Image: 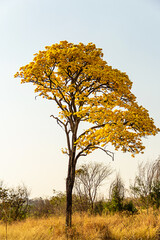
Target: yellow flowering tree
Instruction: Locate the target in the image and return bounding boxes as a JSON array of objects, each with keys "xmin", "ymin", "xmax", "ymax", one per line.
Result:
[{"xmin": 15, "ymin": 41, "xmax": 159, "ymax": 227}]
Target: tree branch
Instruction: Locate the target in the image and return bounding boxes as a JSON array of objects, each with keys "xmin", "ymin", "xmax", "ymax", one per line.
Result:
[
  {"xmin": 50, "ymin": 115, "xmax": 65, "ymax": 130},
  {"xmin": 93, "ymin": 146, "xmax": 114, "ymax": 160},
  {"xmin": 77, "ymin": 124, "xmax": 106, "ymax": 141}
]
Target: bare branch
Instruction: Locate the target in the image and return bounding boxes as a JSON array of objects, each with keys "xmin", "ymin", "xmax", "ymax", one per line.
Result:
[
  {"xmin": 93, "ymin": 146, "xmax": 114, "ymax": 161},
  {"xmin": 74, "ymin": 162, "xmax": 113, "ymax": 211},
  {"xmin": 50, "ymin": 115, "xmax": 65, "ymax": 130}
]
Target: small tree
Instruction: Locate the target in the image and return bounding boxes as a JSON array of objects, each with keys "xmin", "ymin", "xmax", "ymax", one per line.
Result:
[
  {"xmin": 150, "ymin": 181, "xmax": 160, "ymax": 209},
  {"xmin": 130, "ymin": 157, "xmax": 160, "ymax": 211},
  {"xmin": 0, "ymin": 184, "xmax": 10, "ymax": 240},
  {"xmin": 50, "ymin": 191, "xmax": 66, "ymax": 215},
  {"xmin": 74, "ymin": 162, "xmax": 113, "ymax": 212},
  {"xmin": 0, "ymin": 185, "xmax": 29, "ymax": 222},
  {"xmin": 15, "ymin": 41, "xmax": 159, "ymax": 226},
  {"xmin": 109, "ymin": 174, "xmax": 124, "ymax": 212},
  {"xmin": 0, "ymin": 184, "xmax": 29, "ymax": 240},
  {"xmin": 8, "ymin": 186, "xmax": 29, "ymax": 221},
  {"xmin": 150, "ymin": 158, "xmax": 160, "ymax": 209}
]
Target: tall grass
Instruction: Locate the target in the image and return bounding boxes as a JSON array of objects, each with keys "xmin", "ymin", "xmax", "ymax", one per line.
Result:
[{"xmin": 0, "ymin": 210, "xmax": 160, "ymax": 239}]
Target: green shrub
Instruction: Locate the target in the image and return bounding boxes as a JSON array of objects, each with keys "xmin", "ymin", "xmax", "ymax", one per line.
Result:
[{"xmin": 123, "ymin": 200, "xmax": 138, "ymax": 214}]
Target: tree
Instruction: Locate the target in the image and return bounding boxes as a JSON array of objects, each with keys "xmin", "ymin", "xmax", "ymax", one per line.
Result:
[
  {"xmin": 50, "ymin": 191, "xmax": 66, "ymax": 215},
  {"xmin": 109, "ymin": 174, "xmax": 125, "ymax": 212},
  {"xmin": 0, "ymin": 183, "xmax": 29, "ymax": 240},
  {"xmin": 0, "ymin": 184, "xmax": 29, "ymax": 222},
  {"xmin": 130, "ymin": 157, "xmax": 160, "ymax": 211},
  {"xmin": 14, "ymin": 41, "xmax": 159, "ymax": 227},
  {"xmin": 74, "ymin": 162, "xmax": 113, "ymax": 212},
  {"xmin": 150, "ymin": 157, "xmax": 160, "ymax": 209}
]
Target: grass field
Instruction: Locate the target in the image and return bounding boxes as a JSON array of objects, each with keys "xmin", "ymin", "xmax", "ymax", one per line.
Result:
[{"xmin": 0, "ymin": 210, "xmax": 160, "ymax": 240}]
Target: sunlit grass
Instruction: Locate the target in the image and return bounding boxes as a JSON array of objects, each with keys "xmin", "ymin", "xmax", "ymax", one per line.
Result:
[{"xmin": 0, "ymin": 210, "xmax": 160, "ymax": 239}]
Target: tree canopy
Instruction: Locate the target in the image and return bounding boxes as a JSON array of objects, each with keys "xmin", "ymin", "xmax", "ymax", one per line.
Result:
[{"xmin": 15, "ymin": 41, "xmax": 159, "ymax": 158}]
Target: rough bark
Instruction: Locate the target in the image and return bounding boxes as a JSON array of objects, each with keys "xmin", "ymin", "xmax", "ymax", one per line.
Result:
[
  {"xmin": 66, "ymin": 152, "xmax": 76, "ymax": 227},
  {"xmin": 66, "ymin": 176, "xmax": 73, "ymax": 227}
]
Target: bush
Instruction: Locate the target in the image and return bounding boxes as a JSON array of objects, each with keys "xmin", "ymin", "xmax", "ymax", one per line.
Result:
[
  {"xmin": 29, "ymin": 198, "xmax": 54, "ymax": 217},
  {"xmin": 123, "ymin": 200, "xmax": 138, "ymax": 214},
  {"xmin": 108, "ymin": 175, "xmax": 124, "ymax": 213},
  {"xmin": 50, "ymin": 192, "xmax": 66, "ymax": 215},
  {"xmin": 93, "ymin": 200, "xmax": 106, "ymax": 215},
  {"xmin": 72, "ymin": 194, "xmax": 90, "ymax": 213}
]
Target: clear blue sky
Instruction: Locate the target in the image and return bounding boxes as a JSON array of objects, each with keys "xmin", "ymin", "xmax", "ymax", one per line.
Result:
[{"xmin": 0, "ymin": 0, "xmax": 160, "ymax": 198}]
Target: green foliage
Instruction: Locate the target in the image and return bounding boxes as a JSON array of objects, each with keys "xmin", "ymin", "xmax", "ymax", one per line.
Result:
[
  {"xmin": 29, "ymin": 198, "xmax": 54, "ymax": 218},
  {"xmin": 123, "ymin": 200, "xmax": 138, "ymax": 214},
  {"xmin": 130, "ymin": 158, "xmax": 160, "ymax": 210},
  {"xmin": 50, "ymin": 192, "xmax": 66, "ymax": 215},
  {"xmin": 72, "ymin": 194, "xmax": 90, "ymax": 213},
  {"xmin": 108, "ymin": 175, "xmax": 124, "ymax": 213},
  {"xmin": 93, "ymin": 200, "xmax": 106, "ymax": 215},
  {"xmin": 107, "ymin": 198, "xmax": 123, "ymax": 213},
  {"xmin": 29, "ymin": 191, "xmax": 67, "ymax": 218},
  {"xmin": 0, "ymin": 184, "xmax": 29, "ymax": 223},
  {"xmin": 105, "ymin": 175, "xmax": 138, "ymax": 215},
  {"xmin": 150, "ymin": 181, "xmax": 160, "ymax": 209}
]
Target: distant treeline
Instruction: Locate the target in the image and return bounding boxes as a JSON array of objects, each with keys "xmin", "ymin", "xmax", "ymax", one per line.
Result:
[{"xmin": 0, "ymin": 157, "xmax": 160, "ymax": 223}]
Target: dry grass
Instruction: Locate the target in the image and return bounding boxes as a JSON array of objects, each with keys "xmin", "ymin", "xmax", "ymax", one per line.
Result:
[{"xmin": 0, "ymin": 210, "xmax": 160, "ymax": 240}]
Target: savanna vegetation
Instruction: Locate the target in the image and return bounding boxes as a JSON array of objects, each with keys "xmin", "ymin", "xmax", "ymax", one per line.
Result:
[
  {"xmin": 1, "ymin": 158, "xmax": 160, "ymax": 239},
  {"xmin": 0, "ymin": 212, "xmax": 160, "ymax": 240}
]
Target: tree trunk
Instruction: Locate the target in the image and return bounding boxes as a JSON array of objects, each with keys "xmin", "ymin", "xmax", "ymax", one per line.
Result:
[
  {"xmin": 66, "ymin": 155, "xmax": 76, "ymax": 227},
  {"xmin": 66, "ymin": 176, "xmax": 73, "ymax": 227},
  {"xmin": 91, "ymin": 201, "xmax": 94, "ymax": 214}
]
